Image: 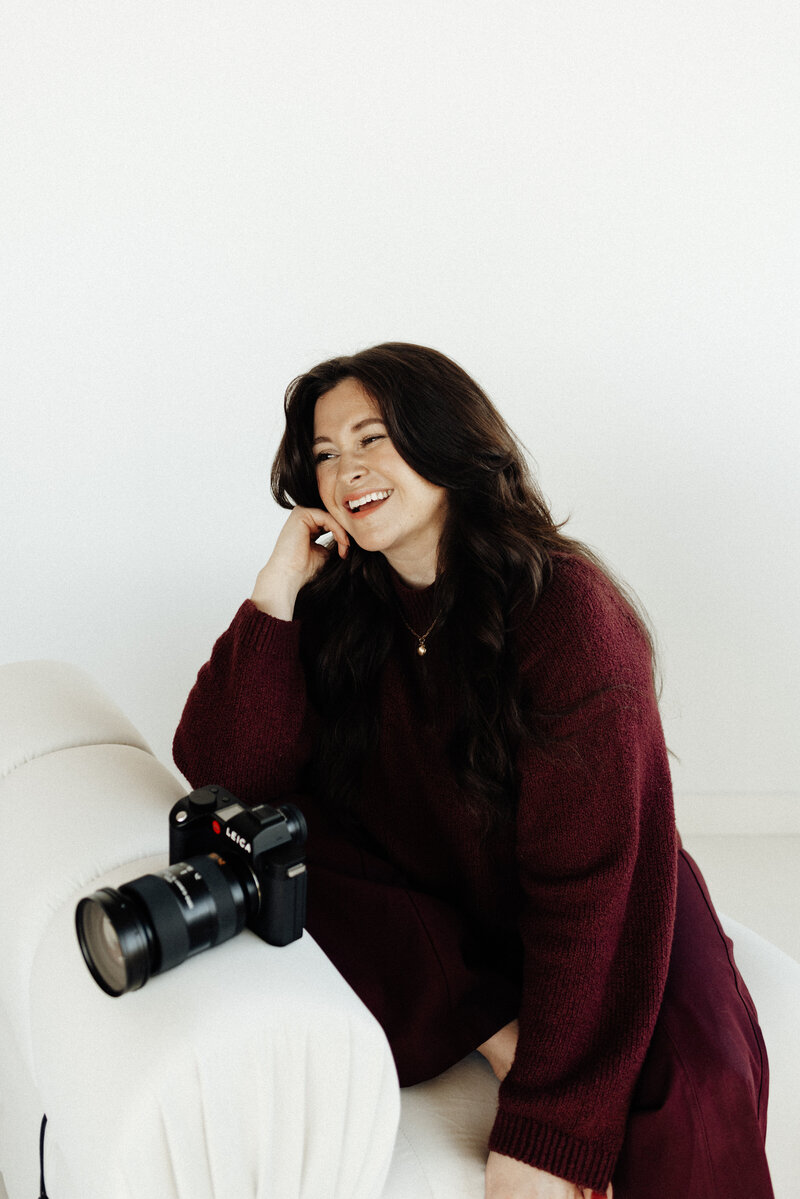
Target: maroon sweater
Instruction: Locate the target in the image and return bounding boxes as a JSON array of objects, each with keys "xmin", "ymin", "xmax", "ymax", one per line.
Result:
[{"xmin": 173, "ymin": 553, "xmax": 678, "ymax": 1191}]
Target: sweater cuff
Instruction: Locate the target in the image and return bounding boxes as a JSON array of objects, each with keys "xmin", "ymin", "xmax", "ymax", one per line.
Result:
[
  {"xmin": 488, "ymin": 1109, "xmax": 617, "ymax": 1193},
  {"xmin": 233, "ymin": 599, "xmax": 302, "ymax": 659}
]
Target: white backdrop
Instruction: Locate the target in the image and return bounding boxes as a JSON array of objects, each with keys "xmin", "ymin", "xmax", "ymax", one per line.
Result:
[{"xmin": 2, "ymin": 1, "xmax": 798, "ymax": 802}]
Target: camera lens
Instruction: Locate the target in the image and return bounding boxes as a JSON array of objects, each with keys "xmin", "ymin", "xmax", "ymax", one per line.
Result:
[{"xmin": 75, "ymin": 854, "xmax": 258, "ymax": 996}]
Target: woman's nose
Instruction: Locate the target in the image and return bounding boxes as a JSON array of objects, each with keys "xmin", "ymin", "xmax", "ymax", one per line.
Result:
[{"xmin": 339, "ymin": 451, "xmax": 366, "ymax": 483}]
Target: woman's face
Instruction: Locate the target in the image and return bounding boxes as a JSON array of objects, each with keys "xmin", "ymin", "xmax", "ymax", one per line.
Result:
[{"xmin": 312, "ymin": 378, "xmax": 448, "ymax": 587}]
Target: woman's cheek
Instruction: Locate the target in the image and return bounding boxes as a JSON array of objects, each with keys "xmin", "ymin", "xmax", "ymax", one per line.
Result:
[{"xmin": 315, "ymin": 472, "xmax": 334, "ymax": 514}]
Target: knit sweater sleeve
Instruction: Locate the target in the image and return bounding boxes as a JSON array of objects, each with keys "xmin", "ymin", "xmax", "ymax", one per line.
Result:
[
  {"xmin": 488, "ymin": 559, "xmax": 678, "ymax": 1191},
  {"xmin": 172, "ymin": 600, "xmax": 316, "ymax": 805}
]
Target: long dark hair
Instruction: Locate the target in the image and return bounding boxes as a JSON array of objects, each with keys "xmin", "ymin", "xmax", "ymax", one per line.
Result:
[{"xmin": 271, "ymin": 342, "xmax": 656, "ymax": 825}]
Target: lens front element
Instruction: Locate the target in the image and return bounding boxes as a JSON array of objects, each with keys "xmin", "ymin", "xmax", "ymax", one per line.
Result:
[{"xmin": 75, "ymin": 889, "xmax": 151, "ymax": 996}]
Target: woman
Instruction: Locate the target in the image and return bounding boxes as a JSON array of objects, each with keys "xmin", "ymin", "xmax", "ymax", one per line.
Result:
[{"xmin": 174, "ymin": 343, "xmax": 772, "ymax": 1198}]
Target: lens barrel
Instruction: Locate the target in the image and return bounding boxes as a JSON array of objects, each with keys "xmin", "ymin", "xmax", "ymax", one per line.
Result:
[{"xmin": 75, "ymin": 853, "xmax": 258, "ymax": 996}]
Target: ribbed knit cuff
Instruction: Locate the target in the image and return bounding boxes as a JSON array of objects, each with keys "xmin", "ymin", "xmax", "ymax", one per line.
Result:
[
  {"xmin": 234, "ymin": 599, "xmax": 302, "ymax": 659},
  {"xmin": 488, "ymin": 1108, "xmax": 617, "ymax": 1193}
]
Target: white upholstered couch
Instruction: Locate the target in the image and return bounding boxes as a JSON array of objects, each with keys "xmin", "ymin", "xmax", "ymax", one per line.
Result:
[{"xmin": 1, "ymin": 660, "xmax": 799, "ymax": 1199}]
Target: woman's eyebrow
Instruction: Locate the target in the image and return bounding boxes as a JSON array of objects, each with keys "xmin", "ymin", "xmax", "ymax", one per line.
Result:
[{"xmin": 312, "ymin": 417, "xmax": 385, "ymax": 447}]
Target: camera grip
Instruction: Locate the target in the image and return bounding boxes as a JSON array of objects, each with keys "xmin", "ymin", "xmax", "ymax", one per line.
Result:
[{"xmin": 256, "ymin": 846, "xmax": 307, "ymax": 946}]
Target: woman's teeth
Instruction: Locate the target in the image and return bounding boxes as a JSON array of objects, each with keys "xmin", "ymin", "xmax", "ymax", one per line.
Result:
[{"xmin": 347, "ymin": 490, "xmax": 391, "ymax": 511}]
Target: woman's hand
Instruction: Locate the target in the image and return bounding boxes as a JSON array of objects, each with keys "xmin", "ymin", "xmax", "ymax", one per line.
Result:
[
  {"xmin": 485, "ymin": 1151, "xmax": 612, "ymax": 1199},
  {"xmin": 250, "ymin": 505, "xmax": 349, "ymax": 619},
  {"xmin": 478, "ymin": 1028, "xmax": 612, "ymax": 1199},
  {"xmin": 477, "ymin": 1019, "xmax": 520, "ymax": 1082}
]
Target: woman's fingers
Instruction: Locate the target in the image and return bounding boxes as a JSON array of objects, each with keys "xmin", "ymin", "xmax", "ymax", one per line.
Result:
[
  {"xmin": 299, "ymin": 506, "xmax": 350, "ymax": 558},
  {"xmin": 278, "ymin": 505, "xmax": 349, "ymax": 574}
]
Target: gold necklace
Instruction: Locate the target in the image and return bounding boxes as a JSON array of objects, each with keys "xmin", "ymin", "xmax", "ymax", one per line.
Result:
[{"xmin": 398, "ymin": 612, "xmax": 441, "ymax": 656}]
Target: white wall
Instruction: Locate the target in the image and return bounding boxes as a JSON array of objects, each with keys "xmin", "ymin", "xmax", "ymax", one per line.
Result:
[{"xmin": 2, "ymin": 1, "xmax": 798, "ymax": 802}]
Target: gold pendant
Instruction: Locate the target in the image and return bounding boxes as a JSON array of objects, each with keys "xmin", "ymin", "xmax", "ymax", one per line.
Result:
[{"xmin": 417, "ymin": 642, "xmax": 427, "ymax": 656}]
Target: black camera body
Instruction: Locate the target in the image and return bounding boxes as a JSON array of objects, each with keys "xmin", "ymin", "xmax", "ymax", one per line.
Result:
[
  {"xmin": 169, "ymin": 785, "xmax": 307, "ymax": 948},
  {"xmin": 75, "ymin": 785, "xmax": 307, "ymax": 996}
]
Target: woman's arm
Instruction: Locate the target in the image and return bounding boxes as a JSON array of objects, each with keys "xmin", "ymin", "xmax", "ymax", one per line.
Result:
[
  {"xmin": 479, "ymin": 1023, "xmax": 612, "ymax": 1198},
  {"xmin": 173, "ymin": 506, "xmax": 349, "ymax": 803},
  {"xmin": 486, "ymin": 558, "xmax": 677, "ymax": 1192},
  {"xmin": 172, "ymin": 599, "xmax": 312, "ymax": 803},
  {"xmin": 486, "ymin": 689, "xmax": 675, "ymax": 1191}
]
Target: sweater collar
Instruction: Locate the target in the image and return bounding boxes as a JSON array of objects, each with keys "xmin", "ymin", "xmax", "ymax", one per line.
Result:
[{"xmin": 387, "ymin": 565, "xmax": 439, "ymax": 628}]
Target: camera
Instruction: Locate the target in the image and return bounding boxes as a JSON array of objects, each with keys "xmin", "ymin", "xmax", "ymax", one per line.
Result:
[{"xmin": 75, "ymin": 785, "xmax": 307, "ymax": 997}]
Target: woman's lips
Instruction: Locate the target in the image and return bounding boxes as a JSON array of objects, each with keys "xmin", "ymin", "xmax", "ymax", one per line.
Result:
[
  {"xmin": 347, "ymin": 494, "xmax": 391, "ymax": 518},
  {"xmin": 343, "ymin": 489, "xmax": 393, "ymax": 517}
]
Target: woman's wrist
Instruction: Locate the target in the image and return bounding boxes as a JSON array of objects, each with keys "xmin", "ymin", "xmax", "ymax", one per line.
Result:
[{"xmin": 250, "ymin": 566, "xmax": 301, "ymax": 621}]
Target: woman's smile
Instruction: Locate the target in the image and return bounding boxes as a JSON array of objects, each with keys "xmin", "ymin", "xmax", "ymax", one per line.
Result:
[{"xmin": 343, "ymin": 488, "xmax": 394, "ymax": 515}]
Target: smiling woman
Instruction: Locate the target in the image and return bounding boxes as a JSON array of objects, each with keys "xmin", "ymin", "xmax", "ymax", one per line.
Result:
[{"xmin": 173, "ymin": 343, "xmax": 774, "ymax": 1199}]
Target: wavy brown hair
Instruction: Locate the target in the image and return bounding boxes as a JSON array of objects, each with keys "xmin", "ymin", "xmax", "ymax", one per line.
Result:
[{"xmin": 271, "ymin": 342, "xmax": 657, "ymax": 825}]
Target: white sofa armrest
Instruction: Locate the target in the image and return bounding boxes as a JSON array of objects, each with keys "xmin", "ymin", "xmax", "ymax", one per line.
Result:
[
  {"xmin": 32, "ymin": 867, "xmax": 398, "ymax": 1199},
  {"xmin": 0, "ymin": 661, "xmax": 400, "ymax": 1199}
]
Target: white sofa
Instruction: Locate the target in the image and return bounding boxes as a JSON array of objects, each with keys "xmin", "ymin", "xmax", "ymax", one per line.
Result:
[{"xmin": 1, "ymin": 660, "xmax": 798, "ymax": 1199}]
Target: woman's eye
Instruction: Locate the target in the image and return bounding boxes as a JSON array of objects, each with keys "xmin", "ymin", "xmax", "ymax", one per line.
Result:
[{"xmin": 314, "ymin": 435, "xmax": 384, "ymax": 465}]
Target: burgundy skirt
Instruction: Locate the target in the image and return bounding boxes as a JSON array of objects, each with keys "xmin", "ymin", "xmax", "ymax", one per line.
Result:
[{"xmin": 612, "ymin": 848, "xmax": 773, "ymax": 1198}]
